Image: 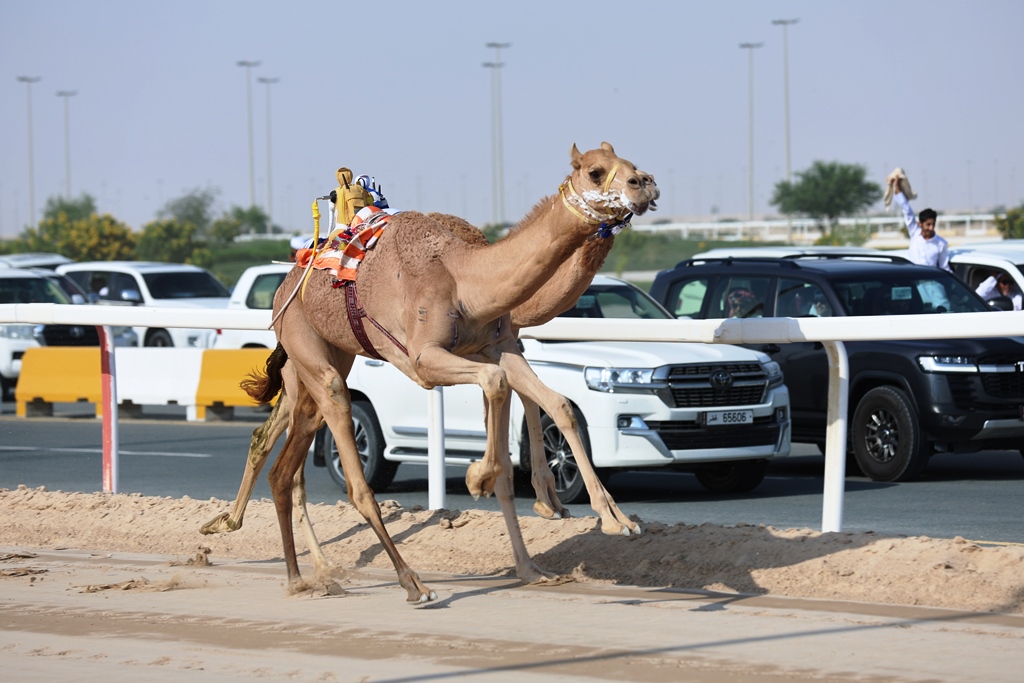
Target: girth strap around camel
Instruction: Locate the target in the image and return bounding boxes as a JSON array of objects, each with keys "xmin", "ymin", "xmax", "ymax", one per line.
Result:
[{"xmin": 342, "ymin": 280, "xmax": 408, "ymax": 360}]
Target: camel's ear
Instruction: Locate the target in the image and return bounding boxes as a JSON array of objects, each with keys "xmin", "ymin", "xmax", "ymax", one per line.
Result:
[
  {"xmin": 570, "ymin": 144, "xmax": 582, "ymax": 169},
  {"xmin": 600, "ymin": 141, "xmax": 615, "ymax": 154}
]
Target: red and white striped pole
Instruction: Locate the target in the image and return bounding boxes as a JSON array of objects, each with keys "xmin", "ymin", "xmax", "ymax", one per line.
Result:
[{"xmin": 97, "ymin": 325, "xmax": 119, "ymax": 493}]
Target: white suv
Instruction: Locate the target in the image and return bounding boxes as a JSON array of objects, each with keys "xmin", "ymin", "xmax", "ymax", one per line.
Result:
[
  {"xmin": 219, "ymin": 265, "xmax": 792, "ymax": 501},
  {"xmin": 56, "ymin": 261, "xmax": 231, "ymax": 347},
  {"xmin": 947, "ymin": 240, "xmax": 1024, "ymax": 310}
]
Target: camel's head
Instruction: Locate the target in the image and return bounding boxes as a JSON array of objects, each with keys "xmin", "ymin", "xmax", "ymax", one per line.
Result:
[{"xmin": 568, "ymin": 142, "xmax": 659, "ymax": 218}]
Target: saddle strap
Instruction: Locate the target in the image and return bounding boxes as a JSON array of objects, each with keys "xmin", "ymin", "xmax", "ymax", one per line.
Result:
[{"xmin": 344, "ymin": 281, "xmax": 408, "ymax": 360}]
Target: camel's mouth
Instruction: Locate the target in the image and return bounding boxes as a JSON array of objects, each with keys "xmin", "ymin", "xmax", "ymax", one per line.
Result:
[{"xmin": 629, "ymin": 198, "xmax": 657, "ymax": 216}]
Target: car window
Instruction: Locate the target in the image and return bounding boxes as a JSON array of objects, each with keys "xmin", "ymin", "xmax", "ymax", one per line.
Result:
[
  {"xmin": 832, "ymin": 274, "xmax": 986, "ymax": 315},
  {"xmin": 710, "ymin": 276, "xmax": 770, "ymax": 319},
  {"xmin": 0, "ymin": 276, "xmax": 72, "ymax": 304},
  {"xmin": 557, "ymin": 282, "xmax": 672, "ymax": 320},
  {"xmin": 142, "ymin": 271, "xmax": 230, "ymax": 299},
  {"xmin": 667, "ymin": 278, "xmax": 709, "ymax": 318},
  {"xmin": 246, "ymin": 273, "xmax": 287, "ymax": 310},
  {"xmin": 777, "ymin": 278, "xmax": 832, "ymax": 317}
]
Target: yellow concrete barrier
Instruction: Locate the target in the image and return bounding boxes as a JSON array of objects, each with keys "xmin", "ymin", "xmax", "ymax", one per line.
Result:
[
  {"xmin": 193, "ymin": 348, "xmax": 270, "ymax": 420},
  {"xmin": 15, "ymin": 347, "xmax": 102, "ymax": 417}
]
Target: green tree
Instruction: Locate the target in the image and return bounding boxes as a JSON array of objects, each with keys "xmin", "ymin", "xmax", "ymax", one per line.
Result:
[
  {"xmin": 994, "ymin": 203, "xmax": 1024, "ymax": 239},
  {"xmin": 42, "ymin": 193, "xmax": 98, "ymax": 223},
  {"xmin": 770, "ymin": 161, "xmax": 882, "ymax": 237},
  {"xmin": 158, "ymin": 188, "xmax": 218, "ymax": 234},
  {"xmin": 226, "ymin": 205, "xmax": 272, "ymax": 235},
  {"xmin": 18, "ymin": 210, "xmax": 135, "ymax": 261},
  {"xmin": 137, "ymin": 218, "xmax": 210, "ymax": 265}
]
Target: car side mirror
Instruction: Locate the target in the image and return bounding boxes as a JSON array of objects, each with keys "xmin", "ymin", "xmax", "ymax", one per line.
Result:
[
  {"xmin": 120, "ymin": 289, "xmax": 143, "ymax": 304},
  {"xmin": 70, "ymin": 293, "xmax": 87, "ymax": 305},
  {"xmin": 987, "ymin": 295, "xmax": 1015, "ymax": 311}
]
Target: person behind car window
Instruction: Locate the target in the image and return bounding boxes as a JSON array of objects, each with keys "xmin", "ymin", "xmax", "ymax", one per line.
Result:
[
  {"xmin": 807, "ymin": 289, "xmax": 832, "ymax": 317},
  {"xmin": 887, "ymin": 171, "xmax": 951, "ymax": 272},
  {"xmin": 976, "ymin": 271, "xmax": 1022, "ymax": 310},
  {"xmin": 726, "ymin": 287, "xmax": 760, "ymax": 318}
]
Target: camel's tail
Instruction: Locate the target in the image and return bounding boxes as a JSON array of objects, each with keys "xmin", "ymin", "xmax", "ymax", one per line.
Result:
[{"xmin": 240, "ymin": 343, "xmax": 289, "ymax": 404}]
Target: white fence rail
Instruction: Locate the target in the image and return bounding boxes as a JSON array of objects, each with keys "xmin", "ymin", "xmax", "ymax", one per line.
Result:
[{"xmin": 3, "ymin": 303, "xmax": 1023, "ymax": 533}]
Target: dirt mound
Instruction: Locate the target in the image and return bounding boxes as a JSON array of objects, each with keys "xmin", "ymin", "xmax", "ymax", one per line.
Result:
[{"xmin": 2, "ymin": 485, "xmax": 1022, "ymax": 613}]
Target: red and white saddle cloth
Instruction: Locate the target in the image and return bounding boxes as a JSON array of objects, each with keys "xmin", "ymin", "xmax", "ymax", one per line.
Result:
[{"xmin": 295, "ymin": 206, "xmax": 397, "ymax": 282}]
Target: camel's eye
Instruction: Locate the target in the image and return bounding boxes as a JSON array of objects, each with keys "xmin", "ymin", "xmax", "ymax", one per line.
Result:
[{"xmin": 588, "ymin": 168, "xmax": 603, "ymax": 184}]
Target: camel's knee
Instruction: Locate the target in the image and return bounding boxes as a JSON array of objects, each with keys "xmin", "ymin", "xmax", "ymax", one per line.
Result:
[
  {"xmin": 480, "ymin": 367, "xmax": 509, "ymax": 403},
  {"xmin": 548, "ymin": 397, "xmax": 579, "ymax": 431}
]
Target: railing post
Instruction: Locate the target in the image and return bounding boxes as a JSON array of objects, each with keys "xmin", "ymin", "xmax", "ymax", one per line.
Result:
[
  {"xmin": 427, "ymin": 386, "xmax": 446, "ymax": 510},
  {"xmin": 97, "ymin": 326, "xmax": 119, "ymax": 494},
  {"xmin": 821, "ymin": 340, "xmax": 849, "ymax": 532}
]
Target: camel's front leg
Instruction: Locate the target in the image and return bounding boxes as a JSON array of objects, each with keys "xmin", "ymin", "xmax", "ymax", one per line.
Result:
[
  {"xmin": 414, "ymin": 345, "xmax": 507, "ymax": 500},
  {"xmin": 519, "ymin": 395, "xmax": 570, "ymax": 520},
  {"xmin": 201, "ymin": 392, "xmax": 291, "ymax": 535},
  {"xmin": 500, "ymin": 350, "xmax": 641, "ymax": 536}
]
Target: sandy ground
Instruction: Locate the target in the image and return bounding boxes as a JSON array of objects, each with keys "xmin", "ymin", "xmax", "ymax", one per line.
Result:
[{"xmin": 2, "ymin": 486, "xmax": 1023, "ymax": 681}]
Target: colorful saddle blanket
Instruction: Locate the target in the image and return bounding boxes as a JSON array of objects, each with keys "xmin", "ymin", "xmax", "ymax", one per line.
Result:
[{"xmin": 295, "ymin": 205, "xmax": 397, "ymax": 282}]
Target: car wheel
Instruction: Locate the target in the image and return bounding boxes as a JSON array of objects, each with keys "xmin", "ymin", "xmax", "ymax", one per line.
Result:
[
  {"xmin": 145, "ymin": 329, "xmax": 174, "ymax": 347},
  {"xmin": 324, "ymin": 400, "xmax": 397, "ymax": 491},
  {"xmin": 695, "ymin": 459, "xmax": 768, "ymax": 494},
  {"xmin": 851, "ymin": 386, "xmax": 929, "ymax": 482},
  {"xmin": 538, "ymin": 405, "xmax": 594, "ymax": 506}
]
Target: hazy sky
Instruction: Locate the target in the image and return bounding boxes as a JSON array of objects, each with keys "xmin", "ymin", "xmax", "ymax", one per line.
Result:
[{"xmin": 2, "ymin": 0, "xmax": 1022, "ymax": 240}]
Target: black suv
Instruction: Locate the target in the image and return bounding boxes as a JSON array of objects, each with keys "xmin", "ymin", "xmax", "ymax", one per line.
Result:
[{"xmin": 649, "ymin": 255, "xmax": 1024, "ymax": 482}]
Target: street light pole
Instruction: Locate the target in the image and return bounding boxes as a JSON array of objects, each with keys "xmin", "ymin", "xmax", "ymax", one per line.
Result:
[
  {"xmin": 739, "ymin": 43, "xmax": 763, "ymax": 221},
  {"xmin": 237, "ymin": 60, "xmax": 261, "ymax": 210},
  {"xmin": 56, "ymin": 90, "xmax": 77, "ymax": 199},
  {"xmin": 257, "ymin": 77, "xmax": 279, "ymax": 232},
  {"xmin": 483, "ymin": 42, "xmax": 510, "ymax": 227},
  {"xmin": 772, "ymin": 18, "xmax": 798, "ymax": 183},
  {"xmin": 17, "ymin": 76, "xmax": 41, "ymax": 227}
]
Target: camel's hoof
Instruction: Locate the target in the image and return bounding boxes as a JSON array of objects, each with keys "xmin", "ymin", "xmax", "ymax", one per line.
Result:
[
  {"xmin": 199, "ymin": 512, "xmax": 237, "ymax": 535},
  {"xmin": 409, "ymin": 590, "xmax": 438, "ymax": 605},
  {"xmin": 532, "ymin": 500, "xmax": 566, "ymax": 520}
]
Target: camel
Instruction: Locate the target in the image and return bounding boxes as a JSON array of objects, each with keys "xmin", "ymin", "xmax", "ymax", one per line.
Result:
[{"xmin": 206, "ymin": 143, "xmax": 658, "ymax": 602}]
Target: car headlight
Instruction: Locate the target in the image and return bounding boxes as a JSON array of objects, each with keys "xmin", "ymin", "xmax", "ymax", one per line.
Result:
[
  {"xmin": 762, "ymin": 360, "xmax": 784, "ymax": 387},
  {"xmin": 0, "ymin": 324, "xmax": 37, "ymax": 340},
  {"xmin": 584, "ymin": 367, "xmax": 656, "ymax": 392},
  {"xmin": 918, "ymin": 355, "xmax": 978, "ymax": 373}
]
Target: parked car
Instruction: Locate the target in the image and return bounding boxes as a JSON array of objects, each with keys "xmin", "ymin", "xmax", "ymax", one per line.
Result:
[
  {"xmin": 0, "ymin": 252, "xmax": 73, "ymax": 270},
  {"xmin": 211, "ymin": 263, "xmax": 290, "ymax": 349},
  {"xmin": 649, "ymin": 253, "xmax": 1024, "ymax": 482},
  {"xmin": 56, "ymin": 261, "xmax": 231, "ymax": 347},
  {"xmin": 27, "ymin": 269, "xmax": 138, "ymax": 349},
  {"xmin": 220, "ymin": 266, "xmax": 791, "ymax": 500},
  {"xmin": 946, "ymin": 241, "xmax": 1024, "ymax": 310}
]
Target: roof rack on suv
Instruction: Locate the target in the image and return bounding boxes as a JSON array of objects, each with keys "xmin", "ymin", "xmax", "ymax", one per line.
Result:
[{"xmin": 678, "ymin": 253, "xmax": 911, "ymax": 269}]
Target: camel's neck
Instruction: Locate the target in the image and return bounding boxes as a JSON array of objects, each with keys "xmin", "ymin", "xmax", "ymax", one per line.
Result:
[
  {"xmin": 451, "ymin": 193, "xmax": 597, "ymax": 321},
  {"xmin": 510, "ymin": 237, "xmax": 615, "ymax": 328}
]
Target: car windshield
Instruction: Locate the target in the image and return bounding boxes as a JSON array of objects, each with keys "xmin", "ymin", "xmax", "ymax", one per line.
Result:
[
  {"xmin": 831, "ymin": 273, "xmax": 988, "ymax": 316},
  {"xmin": 143, "ymin": 271, "xmax": 230, "ymax": 299},
  {"xmin": 0, "ymin": 276, "xmax": 72, "ymax": 304},
  {"xmin": 557, "ymin": 283, "xmax": 672, "ymax": 320}
]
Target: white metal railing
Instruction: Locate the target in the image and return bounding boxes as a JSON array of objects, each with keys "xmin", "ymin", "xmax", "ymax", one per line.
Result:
[
  {"xmin": 634, "ymin": 214, "xmax": 1000, "ymax": 246},
  {"xmin": 3, "ymin": 303, "xmax": 1023, "ymax": 532}
]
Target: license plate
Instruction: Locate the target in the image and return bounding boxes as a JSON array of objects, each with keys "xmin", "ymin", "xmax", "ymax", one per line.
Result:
[{"xmin": 703, "ymin": 410, "xmax": 753, "ymax": 427}]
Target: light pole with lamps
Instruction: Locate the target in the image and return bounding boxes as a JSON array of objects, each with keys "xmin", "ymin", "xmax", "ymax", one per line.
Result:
[
  {"xmin": 56, "ymin": 90, "xmax": 77, "ymax": 199},
  {"xmin": 772, "ymin": 18, "xmax": 798, "ymax": 183},
  {"xmin": 483, "ymin": 42, "xmax": 510, "ymax": 227},
  {"xmin": 237, "ymin": 60, "xmax": 261, "ymax": 210},
  {"xmin": 17, "ymin": 76, "xmax": 41, "ymax": 227},
  {"xmin": 739, "ymin": 43, "xmax": 763, "ymax": 221},
  {"xmin": 257, "ymin": 76, "xmax": 279, "ymax": 232}
]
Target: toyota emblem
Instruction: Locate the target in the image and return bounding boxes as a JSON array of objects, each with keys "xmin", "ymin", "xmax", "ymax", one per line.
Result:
[{"xmin": 710, "ymin": 369, "xmax": 733, "ymax": 390}]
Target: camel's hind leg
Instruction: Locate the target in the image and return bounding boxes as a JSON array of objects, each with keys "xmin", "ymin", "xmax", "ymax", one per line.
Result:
[
  {"xmin": 500, "ymin": 349, "xmax": 640, "ymax": 536},
  {"xmin": 266, "ymin": 378, "xmax": 325, "ymax": 590},
  {"xmin": 201, "ymin": 392, "xmax": 292, "ymax": 535},
  {"xmin": 293, "ymin": 356, "xmax": 436, "ymax": 603}
]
